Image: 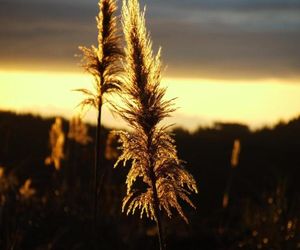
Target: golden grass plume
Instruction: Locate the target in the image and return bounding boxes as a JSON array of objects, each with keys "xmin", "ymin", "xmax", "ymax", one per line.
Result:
[
  {"xmin": 45, "ymin": 117, "xmax": 65, "ymax": 170},
  {"xmin": 114, "ymin": 0, "xmax": 198, "ymax": 224},
  {"xmin": 77, "ymin": 0, "xmax": 123, "ymax": 111}
]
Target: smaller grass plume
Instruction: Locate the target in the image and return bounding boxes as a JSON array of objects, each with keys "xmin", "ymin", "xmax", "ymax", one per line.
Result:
[
  {"xmin": 76, "ymin": 0, "xmax": 124, "ymax": 227},
  {"xmin": 76, "ymin": 0, "xmax": 123, "ymax": 111},
  {"xmin": 68, "ymin": 116, "xmax": 92, "ymax": 145},
  {"xmin": 231, "ymin": 139, "xmax": 241, "ymax": 168},
  {"xmin": 19, "ymin": 179, "xmax": 36, "ymax": 200},
  {"xmin": 222, "ymin": 138, "xmax": 241, "ymax": 208},
  {"xmin": 45, "ymin": 117, "xmax": 65, "ymax": 171}
]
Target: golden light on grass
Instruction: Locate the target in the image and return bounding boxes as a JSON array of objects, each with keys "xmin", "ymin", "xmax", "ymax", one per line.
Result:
[
  {"xmin": 19, "ymin": 179, "xmax": 36, "ymax": 199},
  {"xmin": 287, "ymin": 220, "xmax": 293, "ymax": 230},
  {"xmin": 222, "ymin": 192, "xmax": 229, "ymax": 209},
  {"xmin": 0, "ymin": 167, "xmax": 4, "ymax": 179},
  {"xmin": 76, "ymin": 0, "xmax": 123, "ymax": 226},
  {"xmin": 231, "ymin": 139, "xmax": 241, "ymax": 168},
  {"xmin": 45, "ymin": 117, "xmax": 65, "ymax": 170},
  {"xmin": 76, "ymin": 0, "xmax": 123, "ymax": 113},
  {"xmin": 118, "ymin": 0, "xmax": 198, "ymax": 221},
  {"xmin": 263, "ymin": 238, "xmax": 269, "ymax": 244},
  {"xmin": 68, "ymin": 116, "xmax": 92, "ymax": 145},
  {"xmin": 222, "ymin": 138, "xmax": 241, "ymax": 208},
  {"xmin": 114, "ymin": 0, "xmax": 197, "ymax": 249}
]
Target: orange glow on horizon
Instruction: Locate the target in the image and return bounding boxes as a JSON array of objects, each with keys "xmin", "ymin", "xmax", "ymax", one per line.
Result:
[{"xmin": 1, "ymin": 69, "xmax": 300, "ymax": 131}]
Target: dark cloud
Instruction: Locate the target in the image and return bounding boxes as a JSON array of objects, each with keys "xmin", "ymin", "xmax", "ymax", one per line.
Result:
[
  {"xmin": 149, "ymin": 21, "xmax": 300, "ymax": 79},
  {"xmin": 0, "ymin": 1, "xmax": 97, "ymax": 70},
  {"xmin": 0, "ymin": 0, "xmax": 299, "ymax": 79}
]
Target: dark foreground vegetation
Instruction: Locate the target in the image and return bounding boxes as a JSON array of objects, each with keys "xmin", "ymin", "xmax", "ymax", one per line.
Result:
[{"xmin": 0, "ymin": 110, "xmax": 299, "ymax": 249}]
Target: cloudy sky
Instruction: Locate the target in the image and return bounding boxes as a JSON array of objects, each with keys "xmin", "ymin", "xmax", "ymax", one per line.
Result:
[
  {"xmin": 1, "ymin": 0, "xmax": 300, "ymax": 79},
  {"xmin": 0, "ymin": 0, "xmax": 300, "ymax": 130}
]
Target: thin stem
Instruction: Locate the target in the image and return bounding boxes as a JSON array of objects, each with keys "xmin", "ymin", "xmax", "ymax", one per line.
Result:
[
  {"xmin": 97, "ymin": 162, "xmax": 107, "ymax": 216},
  {"xmin": 148, "ymin": 133, "xmax": 166, "ymax": 250},
  {"xmin": 94, "ymin": 96, "xmax": 103, "ymax": 230},
  {"xmin": 152, "ymin": 177, "xmax": 166, "ymax": 250}
]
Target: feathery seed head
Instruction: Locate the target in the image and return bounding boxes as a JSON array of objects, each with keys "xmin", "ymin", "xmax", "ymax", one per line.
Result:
[
  {"xmin": 45, "ymin": 117, "xmax": 65, "ymax": 170},
  {"xmin": 115, "ymin": 0, "xmax": 198, "ymax": 224},
  {"xmin": 118, "ymin": 0, "xmax": 174, "ymax": 134},
  {"xmin": 77, "ymin": 0, "xmax": 124, "ymax": 112}
]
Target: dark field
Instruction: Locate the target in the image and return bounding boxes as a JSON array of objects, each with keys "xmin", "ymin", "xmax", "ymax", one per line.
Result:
[{"xmin": 0, "ymin": 110, "xmax": 299, "ymax": 250}]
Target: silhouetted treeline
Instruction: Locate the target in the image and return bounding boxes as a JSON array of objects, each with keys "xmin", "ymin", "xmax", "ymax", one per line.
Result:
[
  {"xmin": 0, "ymin": 110, "xmax": 299, "ymax": 249},
  {"xmin": 173, "ymin": 120, "xmax": 300, "ymax": 212}
]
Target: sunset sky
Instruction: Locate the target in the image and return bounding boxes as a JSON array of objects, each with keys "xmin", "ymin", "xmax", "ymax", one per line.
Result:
[{"xmin": 0, "ymin": 0, "xmax": 300, "ymax": 130}]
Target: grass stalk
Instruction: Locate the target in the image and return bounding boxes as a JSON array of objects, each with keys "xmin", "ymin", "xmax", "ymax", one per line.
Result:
[
  {"xmin": 94, "ymin": 96, "xmax": 103, "ymax": 226},
  {"xmin": 76, "ymin": 0, "xmax": 123, "ymax": 229},
  {"xmin": 114, "ymin": 0, "xmax": 198, "ymax": 248}
]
